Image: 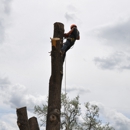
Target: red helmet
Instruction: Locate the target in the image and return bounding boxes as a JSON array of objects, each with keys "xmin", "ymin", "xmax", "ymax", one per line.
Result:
[{"xmin": 70, "ymin": 24, "xmax": 77, "ymax": 29}]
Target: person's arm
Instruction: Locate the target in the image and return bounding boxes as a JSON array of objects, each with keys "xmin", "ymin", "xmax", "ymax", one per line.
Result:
[{"xmin": 63, "ymin": 27, "xmax": 75, "ymax": 38}]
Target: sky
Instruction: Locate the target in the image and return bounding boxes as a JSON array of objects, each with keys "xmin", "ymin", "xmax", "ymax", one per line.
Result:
[{"xmin": 0, "ymin": 0, "xmax": 130, "ymax": 129}]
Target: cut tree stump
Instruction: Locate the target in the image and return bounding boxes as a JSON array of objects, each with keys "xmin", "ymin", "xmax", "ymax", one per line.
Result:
[
  {"xmin": 29, "ymin": 117, "xmax": 40, "ymax": 130},
  {"xmin": 16, "ymin": 107, "xmax": 30, "ymax": 130}
]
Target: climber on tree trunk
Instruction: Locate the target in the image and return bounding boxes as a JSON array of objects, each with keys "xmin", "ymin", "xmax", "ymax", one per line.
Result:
[{"xmin": 60, "ymin": 24, "xmax": 80, "ymax": 60}]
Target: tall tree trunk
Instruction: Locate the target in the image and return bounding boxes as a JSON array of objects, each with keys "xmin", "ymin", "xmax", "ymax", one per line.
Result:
[
  {"xmin": 16, "ymin": 107, "xmax": 30, "ymax": 130},
  {"xmin": 46, "ymin": 22, "xmax": 64, "ymax": 130}
]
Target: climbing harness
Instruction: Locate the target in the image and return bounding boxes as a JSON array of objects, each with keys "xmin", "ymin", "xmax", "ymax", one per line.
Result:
[{"xmin": 66, "ymin": 37, "xmax": 75, "ymax": 42}]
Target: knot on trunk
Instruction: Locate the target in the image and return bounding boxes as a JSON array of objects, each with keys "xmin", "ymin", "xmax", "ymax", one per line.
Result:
[
  {"xmin": 49, "ymin": 109, "xmax": 60, "ymax": 122},
  {"xmin": 50, "ymin": 114, "xmax": 56, "ymax": 122}
]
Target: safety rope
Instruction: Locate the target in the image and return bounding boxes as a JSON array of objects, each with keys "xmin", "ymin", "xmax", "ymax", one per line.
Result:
[
  {"xmin": 64, "ymin": 56, "xmax": 66, "ymax": 94},
  {"xmin": 62, "ymin": 37, "xmax": 74, "ymax": 94},
  {"xmin": 63, "ymin": 56, "xmax": 67, "ymax": 115}
]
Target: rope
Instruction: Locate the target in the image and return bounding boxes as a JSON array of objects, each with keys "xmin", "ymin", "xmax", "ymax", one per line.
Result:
[
  {"xmin": 63, "ymin": 38, "xmax": 67, "ymax": 115},
  {"xmin": 62, "ymin": 37, "xmax": 67, "ymax": 94},
  {"xmin": 64, "ymin": 56, "xmax": 66, "ymax": 94}
]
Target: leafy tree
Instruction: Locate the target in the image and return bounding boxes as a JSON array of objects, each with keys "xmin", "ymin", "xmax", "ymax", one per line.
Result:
[
  {"xmin": 34, "ymin": 94, "xmax": 114, "ymax": 130},
  {"xmin": 81, "ymin": 102, "xmax": 100, "ymax": 130},
  {"xmin": 96, "ymin": 123, "xmax": 115, "ymax": 130},
  {"xmin": 81, "ymin": 102, "xmax": 115, "ymax": 130},
  {"xmin": 34, "ymin": 93, "xmax": 80, "ymax": 129},
  {"xmin": 34, "ymin": 103, "xmax": 48, "ymax": 126},
  {"xmin": 61, "ymin": 93, "xmax": 81, "ymax": 130}
]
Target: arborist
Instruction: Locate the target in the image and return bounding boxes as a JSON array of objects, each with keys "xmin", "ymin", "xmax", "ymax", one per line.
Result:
[{"xmin": 60, "ymin": 24, "xmax": 80, "ymax": 61}]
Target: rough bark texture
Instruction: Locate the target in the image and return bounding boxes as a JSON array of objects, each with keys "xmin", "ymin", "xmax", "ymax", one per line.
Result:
[
  {"xmin": 46, "ymin": 22, "xmax": 64, "ymax": 130},
  {"xmin": 16, "ymin": 107, "xmax": 30, "ymax": 130},
  {"xmin": 29, "ymin": 117, "xmax": 40, "ymax": 130}
]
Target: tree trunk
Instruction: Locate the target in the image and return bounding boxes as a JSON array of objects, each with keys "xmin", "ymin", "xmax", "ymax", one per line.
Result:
[
  {"xmin": 46, "ymin": 22, "xmax": 64, "ymax": 130},
  {"xmin": 29, "ymin": 117, "xmax": 40, "ymax": 130},
  {"xmin": 16, "ymin": 107, "xmax": 30, "ymax": 130}
]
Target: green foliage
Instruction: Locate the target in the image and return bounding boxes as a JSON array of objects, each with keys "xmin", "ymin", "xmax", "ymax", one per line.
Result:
[
  {"xmin": 96, "ymin": 123, "xmax": 115, "ymax": 130},
  {"xmin": 82, "ymin": 102, "xmax": 100, "ymax": 129},
  {"xmin": 34, "ymin": 104, "xmax": 48, "ymax": 126},
  {"xmin": 34, "ymin": 93, "xmax": 80, "ymax": 129},
  {"xmin": 80, "ymin": 102, "xmax": 115, "ymax": 130},
  {"xmin": 61, "ymin": 93, "xmax": 80, "ymax": 130},
  {"xmin": 34, "ymin": 94, "xmax": 114, "ymax": 130}
]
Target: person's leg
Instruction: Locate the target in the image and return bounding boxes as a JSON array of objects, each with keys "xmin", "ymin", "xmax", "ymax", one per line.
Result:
[
  {"xmin": 61, "ymin": 40, "xmax": 75, "ymax": 62},
  {"xmin": 66, "ymin": 42, "xmax": 74, "ymax": 52},
  {"xmin": 61, "ymin": 40, "xmax": 70, "ymax": 52},
  {"xmin": 63, "ymin": 52, "xmax": 66, "ymax": 62},
  {"xmin": 62, "ymin": 42, "xmax": 73, "ymax": 62}
]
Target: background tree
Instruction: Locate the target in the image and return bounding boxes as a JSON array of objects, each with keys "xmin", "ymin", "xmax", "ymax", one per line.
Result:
[
  {"xmin": 81, "ymin": 102, "xmax": 115, "ymax": 130},
  {"xmin": 34, "ymin": 95, "xmax": 114, "ymax": 130},
  {"xmin": 96, "ymin": 123, "xmax": 115, "ymax": 130},
  {"xmin": 60, "ymin": 93, "xmax": 80, "ymax": 130},
  {"xmin": 34, "ymin": 103, "xmax": 48, "ymax": 126},
  {"xmin": 34, "ymin": 93, "xmax": 80, "ymax": 129}
]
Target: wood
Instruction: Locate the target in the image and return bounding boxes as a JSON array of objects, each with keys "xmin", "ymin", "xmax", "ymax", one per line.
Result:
[
  {"xmin": 29, "ymin": 117, "xmax": 40, "ymax": 130},
  {"xmin": 16, "ymin": 107, "xmax": 30, "ymax": 130},
  {"xmin": 46, "ymin": 22, "xmax": 64, "ymax": 130}
]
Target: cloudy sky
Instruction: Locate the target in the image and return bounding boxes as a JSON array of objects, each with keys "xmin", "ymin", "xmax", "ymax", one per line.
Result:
[{"xmin": 0, "ymin": 0, "xmax": 130, "ymax": 129}]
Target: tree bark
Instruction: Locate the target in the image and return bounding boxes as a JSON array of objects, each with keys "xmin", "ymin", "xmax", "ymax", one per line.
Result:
[
  {"xmin": 16, "ymin": 107, "xmax": 30, "ymax": 130},
  {"xmin": 29, "ymin": 117, "xmax": 40, "ymax": 130},
  {"xmin": 46, "ymin": 22, "xmax": 64, "ymax": 130}
]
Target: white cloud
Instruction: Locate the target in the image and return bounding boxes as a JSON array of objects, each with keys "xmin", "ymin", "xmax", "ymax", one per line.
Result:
[
  {"xmin": 65, "ymin": 12, "xmax": 77, "ymax": 22},
  {"xmin": 0, "ymin": 0, "xmax": 12, "ymax": 44},
  {"xmin": 0, "ymin": 77, "xmax": 10, "ymax": 88},
  {"xmin": 0, "ymin": 113, "xmax": 17, "ymax": 130},
  {"xmin": 90, "ymin": 101, "xmax": 130, "ymax": 130},
  {"xmin": 91, "ymin": 17, "xmax": 130, "ymax": 70},
  {"xmin": 0, "ymin": 121, "xmax": 17, "ymax": 130},
  {"xmin": 7, "ymin": 84, "xmax": 46, "ymax": 110},
  {"xmin": 66, "ymin": 85, "xmax": 90, "ymax": 95},
  {"xmin": 0, "ymin": 77, "xmax": 47, "ymax": 111},
  {"xmin": 65, "ymin": 4, "xmax": 81, "ymax": 24},
  {"xmin": 92, "ymin": 17, "xmax": 130, "ymax": 46},
  {"xmin": 67, "ymin": 5, "xmax": 77, "ymax": 12},
  {"xmin": 0, "ymin": 76, "xmax": 45, "ymax": 129},
  {"xmin": 94, "ymin": 51, "xmax": 130, "ymax": 70}
]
